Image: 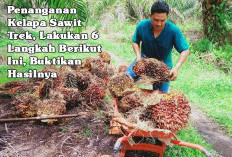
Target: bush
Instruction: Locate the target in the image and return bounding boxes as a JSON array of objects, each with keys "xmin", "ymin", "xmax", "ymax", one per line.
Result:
[
  {"xmin": 214, "ymin": 45, "xmax": 232, "ymax": 61},
  {"xmin": 191, "ymin": 39, "xmax": 213, "ymax": 54}
]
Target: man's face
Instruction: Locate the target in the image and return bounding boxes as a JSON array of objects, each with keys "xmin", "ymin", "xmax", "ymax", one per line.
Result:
[{"xmin": 149, "ymin": 13, "xmax": 167, "ymax": 31}]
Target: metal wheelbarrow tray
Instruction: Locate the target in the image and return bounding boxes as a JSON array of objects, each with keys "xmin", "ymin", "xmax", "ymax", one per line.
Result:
[{"xmin": 109, "ymin": 89, "xmax": 213, "ymax": 157}]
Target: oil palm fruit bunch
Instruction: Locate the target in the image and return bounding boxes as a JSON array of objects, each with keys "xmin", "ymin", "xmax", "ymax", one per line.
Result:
[
  {"xmin": 118, "ymin": 92, "xmax": 145, "ymax": 112},
  {"xmin": 46, "ymin": 66, "xmax": 65, "ymax": 88},
  {"xmin": 82, "ymin": 82, "xmax": 106, "ymax": 107},
  {"xmin": 81, "ymin": 57, "xmax": 109, "ymax": 80},
  {"xmin": 132, "ymin": 59, "xmax": 146, "ymax": 76},
  {"xmin": 81, "ymin": 57, "xmax": 94, "ymax": 71},
  {"xmin": 13, "ymin": 93, "xmax": 38, "ymax": 117},
  {"xmin": 108, "ymin": 66, "xmax": 115, "ymax": 78},
  {"xmin": 141, "ymin": 91, "xmax": 191, "ymax": 131},
  {"xmin": 90, "ymin": 61, "xmax": 109, "ymax": 80},
  {"xmin": 65, "ymin": 72, "xmax": 78, "ymax": 88},
  {"xmin": 54, "ymin": 87, "xmax": 82, "ymax": 106},
  {"xmin": 108, "ymin": 73, "xmax": 137, "ymax": 98},
  {"xmin": 0, "ymin": 81, "xmax": 33, "ymax": 95},
  {"xmin": 75, "ymin": 69, "xmax": 92, "ymax": 91},
  {"xmin": 118, "ymin": 65, "xmax": 128, "ymax": 73},
  {"xmin": 90, "ymin": 58, "xmax": 110, "ymax": 80},
  {"xmin": 98, "ymin": 51, "xmax": 111, "ymax": 64},
  {"xmin": 0, "ymin": 81, "xmax": 25, "ymax": 89},
  {"xmin": 36, "ymin": 80, "xmax": 52, "ymax": 98},
  {"xmin": 133, "ymin": 58, "xmax": 171, "ymax": 85},
  {"xmin": 92, "ymin": 75, "xmax": 106, "ymax": 87},
  {"xmin": 28, "ymin": 66, "xmax": 61, "ymax": 84},
  {"xmin": 36, "ymin": 99, "xmax": 66, "ymax": 125}
]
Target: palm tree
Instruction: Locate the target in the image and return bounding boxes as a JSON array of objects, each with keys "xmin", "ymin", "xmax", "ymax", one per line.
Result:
[
  {"xmin": 87, "ymin": 0, "xmax": 200, "ymax": 32},
  {"xmin": 202, "ymin": 0, "xmax": 230, "ymax": 44}
]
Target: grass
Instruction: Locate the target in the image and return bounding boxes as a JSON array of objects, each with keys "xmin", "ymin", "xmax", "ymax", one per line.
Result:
[
  {"xmin": 171, "ymin": 51, "xmax": 232, "ymax": 134},
  {"xmin": 165, "ymin": 125, "xmax": 213, "ymax": 157}
]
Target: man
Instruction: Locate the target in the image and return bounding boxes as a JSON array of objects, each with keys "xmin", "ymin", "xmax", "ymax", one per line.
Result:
[{"xmin": 126, "ymin": 1, "xmax": 190, "ymax": 93}]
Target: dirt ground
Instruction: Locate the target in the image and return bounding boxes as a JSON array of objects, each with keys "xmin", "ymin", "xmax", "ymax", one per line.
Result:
[
  {"xmin": 190, "ymin": 105, "xmax": 232, "ymax": 157},
  {"xmin": 0, "ymin": 96, "xmax": 120, "ymax": 157}
]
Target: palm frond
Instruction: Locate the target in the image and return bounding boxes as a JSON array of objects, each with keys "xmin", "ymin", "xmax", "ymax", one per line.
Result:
[
  {"xmin": 183, "ymin": 1, "xmax": 202, "ymax": 18},
  {"xmin": 115, "ymin": 2, "xmax": 128, "ymax": 28},
  {"xmin": 88, "ymin": 0, "xmax": 115, "ymax": 19},
  {"xmin": 36, "ymin": 0, "xmax": 88, "ymax": 33},
  {"xmin": 100, "ymin": 12, "xmax": 115, "ymax": 33}
]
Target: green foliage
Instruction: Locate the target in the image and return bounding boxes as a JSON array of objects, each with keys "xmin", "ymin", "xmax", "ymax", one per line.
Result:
[
  {"xmin": 214, "ymin": 45, "xmax": 232, "ymax": 61},
  {"xmin": 0, "ymin": 20, "xmax": 11, "ymax": 38},
  {"xmin": 207, "ymin": 0, "xmax": 230, "ymax": 44},
  {"xmin": 165, "ymin": 125, "xmax": 213, "ymax": 157},
  {"xmin": 36, "ymin": 0, "xmax": 89, "ymax": 33},
  {"xmin": 191, "ymin": 39, "xmax": 213, "ymax": 54},
  {"xmin": 14, "ymin": 0, "xmax": 32, "ymax": 9},
  {"xmin": 164, "ymin": 0, "xmax": 198, "ymax": 12},
  {"xmin": 3, "ymin": 0, "xmax": 33, "ymax": 17},
  {"xmin": 88, "ymin": 0, "xmax": 201, "ymax": 32},
  {"xmin": 88, "ymin": 0, "xmax": 116, "ymax": 19}
]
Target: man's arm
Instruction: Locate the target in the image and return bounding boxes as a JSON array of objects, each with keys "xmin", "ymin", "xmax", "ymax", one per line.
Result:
[
  {"xmin": 132, "ymin": 42, "xmax": 141, "ymax": 61},
  {"xmin": 170, "ymin": 49, "xmax": 190, "ymax": 81}
]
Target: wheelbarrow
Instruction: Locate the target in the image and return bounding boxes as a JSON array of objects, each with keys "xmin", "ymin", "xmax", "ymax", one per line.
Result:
[{"xmin": 109, "ymin": 89, "xmax": 213, "ymax": 157}]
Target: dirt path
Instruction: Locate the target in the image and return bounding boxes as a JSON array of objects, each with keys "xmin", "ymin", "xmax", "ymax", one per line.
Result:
[
  {"xmin": 190, "ymin": 105, "xmax": 232, "ymax": 157},
  {"xmin": 107, "ymin": 50, "xmax": 232, "ymax": 157}
]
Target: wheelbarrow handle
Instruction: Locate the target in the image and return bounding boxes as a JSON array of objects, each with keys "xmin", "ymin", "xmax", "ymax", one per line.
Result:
[
  {"xmin": 202, "ymin": 148, "xmax": 214, "ymax": 157},
  {"xmin": 171, "ymin": 139, "xmax": 214, "ymax": 157},
  {"xmin": 113, "ymin": 134, "xmax": 132, "ymax": 153},
  {"xmin": 113, "ymin": 140, "xmax": 122, "ymax": 152}
]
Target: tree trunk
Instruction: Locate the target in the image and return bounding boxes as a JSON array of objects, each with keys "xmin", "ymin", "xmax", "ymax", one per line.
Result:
[{"xmin": 202, "ymin": 0, "xmax": 226, "ymax": 44}]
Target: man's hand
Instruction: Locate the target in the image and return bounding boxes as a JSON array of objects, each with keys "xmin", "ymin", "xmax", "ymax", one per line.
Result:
[
  {"xmin": 170, "ymin": 68, "xmax": 178, "ymax": 81},
  {"xmin": 170, "ymin": 49, "xmax": 190, "ymax": 81}
]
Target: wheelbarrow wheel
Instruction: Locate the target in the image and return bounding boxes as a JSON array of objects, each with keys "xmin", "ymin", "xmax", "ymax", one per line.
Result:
[{"xmin": 124, "ymin": 137, "xmax": 162, "ymax": 157}]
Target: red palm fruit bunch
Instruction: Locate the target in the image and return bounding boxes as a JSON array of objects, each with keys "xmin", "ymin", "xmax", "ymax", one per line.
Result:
[
  {"xmin": 141, "ymin": 91, "xmax": 191, "ymax": 131},
  {"xmin": 82, "ymin": 82, "xmax": 106, "ymax": 107},
  {"xmin": 118, "ymin": 92, "xmax": 145, "ymax": 112},
  {"xmin": 132, "ymin": 58, "xmax": 171, "ymax": 85},
  {"xmin": 54, "ymin": 87, "xmax": 82, "ymax": 106},
  {"xmin": 118, "ymin": 65, "xmax": 128, "ymax": 73},
  {"xmin": 28, "ymin": 66, "xmax": 63, "ymax": 87},
  {"xmin": 82, "ymin": 57, "xmax": 110, "ymax": 80},
  {"xmin": 98, "ymin": 51, "xmax": 111, "ymax": 64},
  {"xmin": 0, "ymin": 81, "xmax": 34, "ymax": 95},
  {"xmin": 81, "ymin": 57, "xmax": 95, "ymax": 71},
  {"xmin": 36, "ymin": 99, "xmax": 66, "ymax": 125},
  {"xmin": 132, "ymin": 59, "xmax": 146, "ymax": 76},
  {"xmin": 35, "ymin": 80, "xmax": 52, "ymax": 98},
  {"xmin": 92, "ymin": 75, "xmax": 106, "ymax": 87},
  {"xmin": 108, "ymin": 73, "xmax": 137, "ymax": 98},
  {"xmin": 42, "ymin": 66, "xmax": 64, "ymax": 88},
  {"xmin": 65, "ymin": 72, "xmax": 78, "ymax": 88},
  {"xmin": 107, "ymin": 66, "xmax": 115, "ymax": 78},
  {"xmin": 90, "ymin": 58, "xmax": 110, "ymax": 80},
  {"xmin": 0, "ymin": 81, "xmax": 25, "ymax": 89},
  {"xmin": 13, "ymin": 93, "xmax": 38, "ymax": 117},
  {"xmin": 75, "ymin": 69, "xmax": 92, "ymax": 91}
]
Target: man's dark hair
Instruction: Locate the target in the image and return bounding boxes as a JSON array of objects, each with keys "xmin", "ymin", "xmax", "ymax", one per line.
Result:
[{"xmin": 151, "ymin": 1, "xmax": 169, "ymax": 15}]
